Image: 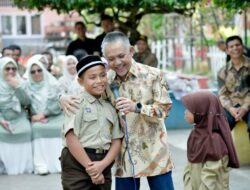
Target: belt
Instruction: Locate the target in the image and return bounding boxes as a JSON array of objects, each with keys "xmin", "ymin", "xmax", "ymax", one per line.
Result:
[{"xmin": 84, "ymin": 148, "xmax": 108, "ymax": 154}]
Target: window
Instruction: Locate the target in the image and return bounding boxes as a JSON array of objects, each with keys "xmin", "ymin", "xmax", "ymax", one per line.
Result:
[
  {"xmin": 0, "ymin": 0, "xmax": 13, "ymax": 7},
  {"xmin": 1, "ymin": 15, "xmax": 12, "ymax": 35},
  {"xmin": 16, "ymin": 16, "xmax": 27, "ymax": 35},
  {"xmin": 31, "ymin": 15, "xmax": 41, "ymax": 34},
  {"xmin": 1, "ymin": 13, "xmax": 42, "ymax": 37}
]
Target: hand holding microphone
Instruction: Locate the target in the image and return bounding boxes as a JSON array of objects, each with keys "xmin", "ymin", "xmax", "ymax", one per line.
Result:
[
  {"xmin": 110, "ymin": 82, "xmax": 136, "ymax": 115},
  {"xmin": 116, "ymin": 97, "xmax": 136, "ymax": 115}
]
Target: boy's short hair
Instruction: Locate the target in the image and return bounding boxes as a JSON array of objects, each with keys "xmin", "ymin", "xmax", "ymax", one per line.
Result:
[{"xmin": 76, "ymin": 55, "xmax": 105, "ymax": 77}]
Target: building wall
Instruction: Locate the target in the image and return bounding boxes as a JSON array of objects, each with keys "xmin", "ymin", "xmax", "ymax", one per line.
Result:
[{"xmin": 0, "ymin": 6, "xmax": 82, "ymax": 55}]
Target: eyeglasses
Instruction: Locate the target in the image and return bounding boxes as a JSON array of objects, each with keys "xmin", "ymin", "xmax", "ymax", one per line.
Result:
[
  {"xmin": 30, "ymin": 69, "xmax": 42, "ymax": 74},
  {"xmin": 5, "ymin": 67, "xmax": 17, "ymax": 72}
]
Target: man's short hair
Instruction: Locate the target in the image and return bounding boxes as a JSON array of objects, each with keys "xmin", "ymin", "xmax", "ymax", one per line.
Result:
[
  {"xmin": 9, "ymin": 44, "xmax": 21, "ymax": 52},
  {"xmin": 137, "ymin": 35, "xmax": 148, "ymax": 44},
  {"xmin": 226, "ymin": 35, "xmax": 243, "ymax": 47},
  {"xmin": 75, "ymin": 21, "xmax": 86, "ymax": 29},
  {"xmin": 217, "ymin": 40, "xmax": 225, "ymax": 46},
  {"xmin": 101, "ymin": 31, "xmax": 130, "ymax": 56},
  {"xmin": 1, "ymin": 46, "xmax": 13, "ymax": 55},
  {"xmin": 101, "ymin": 14, "xmax": 113, "ymax": 22}
]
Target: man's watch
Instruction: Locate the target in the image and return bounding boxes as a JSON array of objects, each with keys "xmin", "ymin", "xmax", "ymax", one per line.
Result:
[{"xmin": 135, "ymin": 102, "xmax": 142, "ymax": 113}]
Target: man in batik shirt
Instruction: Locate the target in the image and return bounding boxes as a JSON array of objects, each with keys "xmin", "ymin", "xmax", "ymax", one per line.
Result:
[{"xmin": 217, "ymin": 35, "xmax": 250, "ymax": 137}]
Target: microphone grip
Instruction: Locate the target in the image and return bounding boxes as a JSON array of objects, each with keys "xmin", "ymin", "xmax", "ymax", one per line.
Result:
[
  {"xmin": 110, "ymin": 83, "xmax": 125, "ymax": 116},
  {"xmin": 112, "ymin": 90, "xmax": 125, "ymax": 116},
  {"xmin": 113, "ymin": 89, "xmax": 120, "ymax": 100}
]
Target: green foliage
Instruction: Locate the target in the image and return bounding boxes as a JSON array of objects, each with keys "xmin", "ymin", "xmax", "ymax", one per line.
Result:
[
  {"xmin": 213, "ymin": 0, "xmax": 250, "ymax": 11},
  {"xmin": 14, "ymin": 0, "xmax": 199, "ymax": 33},
  {"xmin": 138, "ymin": 14, "xmax": 166, "ymax": 40},
  {"xmin": 13, "ymin": 0, "xmax": 250, "ymax": 43}
]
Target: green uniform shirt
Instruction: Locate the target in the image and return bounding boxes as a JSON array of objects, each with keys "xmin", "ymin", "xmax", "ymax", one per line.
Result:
[{"xmin": 63, "ymin": 90, "xmax": 123, "ymax": 150}]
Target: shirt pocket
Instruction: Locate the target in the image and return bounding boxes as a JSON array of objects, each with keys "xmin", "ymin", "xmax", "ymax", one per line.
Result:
[
  {"xmin": 83, "ymin": 113, "xmax": 98, "ymax": 122},
  {"xmin": 102, "ymin": 113, "xmax": 114, "ymax": 139},
  {"xmin": 80, "ymin": 113, "xmax": 98, "ymax": 134}
]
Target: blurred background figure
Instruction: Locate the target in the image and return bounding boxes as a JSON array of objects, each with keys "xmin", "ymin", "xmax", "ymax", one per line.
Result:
[
  {"xmin": 9, "ymin": 44, "xmax": 26, "ymax": 76},
  {"xmin": 1, "ymin": 46, "xmax": 14, "ymax": 59},
  {"xmin": 25, "ymin": 56, "xmax": 63, "ymax": 175},
  {"xmin": 217, "ymin": 40, "xmax": 231, "ymax": 62},
  {"xmin": 9, "ymin": 45, "xmax": 21, "ymax": 63},
  {"xmin": 94, "ymin": 14, "xmax": 114, "ymax": 56},
  {"xmin": 0, "ymin": 57, "xmax": 33, "ymax": 175},
  {"xmin": 66, "ymin": 21, "xmax": 95, "ymax": 61},
  {"xmin": 134, "ymin": 35, "xmax": 158, "ymax": 68},
  {"xmin": 41, "ymin": 51, "xmax": 54, "ymax": 73},
  {"xmin": 58, "ymin": 55, "xmax": 78, "ymax": 94}
]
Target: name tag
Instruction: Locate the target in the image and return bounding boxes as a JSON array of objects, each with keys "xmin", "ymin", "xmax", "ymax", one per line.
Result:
[{"xmin": 85, "ymin": 107, "xmax": 92, "ymax": 113}]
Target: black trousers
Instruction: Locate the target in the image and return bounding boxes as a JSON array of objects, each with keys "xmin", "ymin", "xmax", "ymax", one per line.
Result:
[
  {"xmin": 224, "ymin": 108, "xmax": 250, "ymax": 131},
  {"xmin": 61, "ymin": 147, "xmax": 112, "ymax": 190}
]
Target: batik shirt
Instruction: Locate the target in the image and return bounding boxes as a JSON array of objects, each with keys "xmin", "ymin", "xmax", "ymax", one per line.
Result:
[
  {"xmin": 106, "ymin": 59, "xmax": 173, "ymax": 177},
  {"xmin": 217, "ymin": 56, "xmax": 250, "ymax": 111}
]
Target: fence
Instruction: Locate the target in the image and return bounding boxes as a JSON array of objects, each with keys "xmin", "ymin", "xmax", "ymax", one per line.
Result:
[{"xmin": 151, "ymin": 38, "xmax": 226, "ymax": 79}]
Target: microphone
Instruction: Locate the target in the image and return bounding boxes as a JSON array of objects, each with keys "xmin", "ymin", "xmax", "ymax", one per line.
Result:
[
  {"xmin": 110, "ymin": 82, "xmax": 120, "ymax": 99},
  {"xmin": 110, "ymin": 82, "xmax": 135, "ymax": 189},
  {"xmin": 110, "ymin": 82, "xmax": 125, "ymax": 116}
]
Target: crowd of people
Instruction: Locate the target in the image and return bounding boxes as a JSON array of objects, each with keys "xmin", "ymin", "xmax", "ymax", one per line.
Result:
[{"xmin": 0, "ymin": 14, "xmax": 249, "ymax": 190}]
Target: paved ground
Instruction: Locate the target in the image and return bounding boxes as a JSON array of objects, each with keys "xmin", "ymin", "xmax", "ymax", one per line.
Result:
[{"xmin": 0, "ymin": 129, "xmax": 249, "ymax": 190}]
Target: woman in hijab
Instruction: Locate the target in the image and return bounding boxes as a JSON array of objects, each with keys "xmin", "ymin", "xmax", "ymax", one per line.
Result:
[
  {"xmin": 22, "ymin": 54, "xmax": 49, "ymax": 79},
  {"xmin": 58, "ymin": 55, "xmax": 77, "ymax": 94},
  {"xmin": 0, "ymin": 57, "xmax": 33, "ymax": 175},
  {"xmin": 25, "ymin": 55, "xmax": 64, "ymax": 175},
  {"xmin": 181, "ymin": 91, "xmax": 239, "ymax": 190}
]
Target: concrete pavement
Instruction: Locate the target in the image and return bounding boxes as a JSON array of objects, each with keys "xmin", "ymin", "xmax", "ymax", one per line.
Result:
[{"xmin": 0, "ymin": 129, "xmax": 249, "ymax": 190}]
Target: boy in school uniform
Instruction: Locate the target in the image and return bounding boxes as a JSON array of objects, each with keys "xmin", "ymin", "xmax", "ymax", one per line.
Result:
[{"xmin": 61, "ymin": 55, "xmax": 123, "ymax": 190}]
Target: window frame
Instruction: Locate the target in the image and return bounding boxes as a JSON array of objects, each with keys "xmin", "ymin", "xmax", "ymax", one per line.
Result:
[{"xmin": 0, "ymin": 13, "xmax": 43, "ymax": 38}]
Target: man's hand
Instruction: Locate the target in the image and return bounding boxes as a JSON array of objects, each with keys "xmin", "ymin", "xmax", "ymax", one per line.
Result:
[
  {"xmin": 229, "ymin": 107, "xmax": 239, "ymax": 120},
  {"xmin": 5, "ymin": 76, "xmax": 20, "ymax": 88},
  {"xmin": 235, "ymin": 108, "xmax": 247, "ymax": 121},
  {"xmin": 86, "ymin": 161, "xmax": 105, "ymax": 179},
  {"xmin": 59, "ymin": 95, "xmax": 81, "ymax": 115},
  {"xmin": 115, "ymin": 97, "xmax": 136, "ymax": 114}
]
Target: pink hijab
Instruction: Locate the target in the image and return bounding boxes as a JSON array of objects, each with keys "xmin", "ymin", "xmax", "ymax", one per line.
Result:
[{"xmin": 182, "ymin": 91, "xmax": 239, "ymax": 168}]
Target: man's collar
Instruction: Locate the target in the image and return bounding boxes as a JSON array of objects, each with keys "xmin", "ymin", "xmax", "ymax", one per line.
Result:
[
  {"xmin": 228, "ymin": 56, "xmax": 248, "ymax": 71},
  {"xmin": 129, "ymin": 59, "xmax": 139, "ymax": 78}
]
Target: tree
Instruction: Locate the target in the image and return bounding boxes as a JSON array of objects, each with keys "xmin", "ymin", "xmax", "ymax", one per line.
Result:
[
  {"xmin": 213, "ymin": 0, "xmax": 250, "ymax": 10},
  {"xmin": 14, "ymin": 0, "xmax": 199, "ymax": 44},
  {"xmin": 13, "ymin": 0, "xmax": 250, "ymax": 45}
]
